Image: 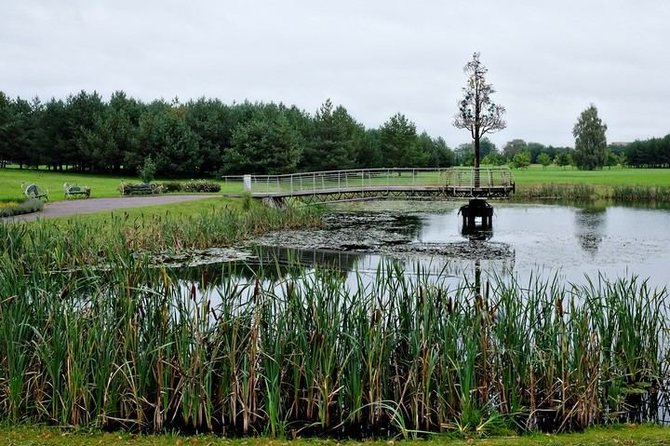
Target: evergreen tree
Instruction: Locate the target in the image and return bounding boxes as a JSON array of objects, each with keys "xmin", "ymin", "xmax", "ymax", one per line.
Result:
[
  {"xmin": 380, "ymin": 113, "xmax": 423, "ymax": 167},
  {"xmin": 302, "ymin": 99, "xmax": 361, "ymax": 171},
  {"xmin": 224, "ymin": 113, "xmax": 301, "ymax": 174}
]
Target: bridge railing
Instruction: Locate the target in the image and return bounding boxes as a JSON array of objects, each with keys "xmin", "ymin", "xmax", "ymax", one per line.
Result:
[
  {"xmin": 221, "ymin": 167, "xmax": 514, "ymax": 197},
  {"xmin": 222, "ymin": 168, "xmax": 448, "ymax": 196},
  {"xmin": 443, "ymin": 167, "xmax": 515, "ymax": 189}
]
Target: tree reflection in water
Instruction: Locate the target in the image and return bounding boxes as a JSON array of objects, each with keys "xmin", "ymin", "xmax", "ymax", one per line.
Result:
[{"xmin": 574, "ymin": 207, "xmax": 607, "ymax": 254}]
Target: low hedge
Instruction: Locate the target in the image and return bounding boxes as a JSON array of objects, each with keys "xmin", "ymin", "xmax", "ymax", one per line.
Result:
[
  {"xmin": 153, "ymin": 181, "xmax": 221, "ymax": 193},
  {"xmin": 0, "ymin": 198, "xmax": 44, "ymax": 218},
  {"xmin": 118, "ymin": 183, "xmax": 163, "ymax": 195},
  {"xmin": 183, "ymin": 180, "xmax": 221, "ymax": 193}
]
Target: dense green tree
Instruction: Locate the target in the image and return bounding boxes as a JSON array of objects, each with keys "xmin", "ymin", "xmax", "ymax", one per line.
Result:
[
  {"xmin": 184, "ymin": 98, "xmax": 233, "ymax": 175},
  {"xmin": 511, "ymin": 150, "xmax": 531, "ymax": 168},
  {"xmin": 502, "ymin": 139, "xmax": 527, "ymax": 161},
  {"xmin": 605, "ymin": 149, "xmax": 621, "ymax": 168},
  {"xmin": 454, "ymin": 143, "xmax": 474, "ymax": 166},
  {"xmin": 0, "ymin": 92, "xmax": 10, "ymax": 166},
  {"xmin": 527, "ymin": 142, "xmax": 547, "ymax": 164},
  {"xmin": 573, "ymin": 104, "xmax": 607, "ymax": 170},
  {"xmin": 453, "ymin": 52, "xmax": 506, "ymax": 175},
  {"xmin": 0, "ymin": 95, "xmax": 38, "ymax": 168},
  {"xmin": 380, "ymin": 113, "xmax": 423, "ymax": 167},
  {"xmin": 357, "ymin": 128, "xmax": 383, "ymax": 168},
  {"xmin": 625, "ymin": 135, "xmax": 670, "ymax": 167},
  {"xmin": 67, "ymin": 90, "xmax": 107, "ymax": 170},
  {"xmin": 223, "ymin": 113, "xmax": 301, "ymax": 174},
  {"xmin": 555, "ymin": 150, "xmax": 573, "ymax": 168},
  {"xmin": 155, "ymin": 107, "xmax": 202, "ymax": 177},
  {"xmin": 537, "ymin": 152, "xmax": 552, "ymax": 168},
  {"xmin": 37, "ymin": 98, "xmax": 71, "ymax": 170},
  {"xmin": 422, "ymin": 135, "xmax": 454, "ymax": 167},
  {"xmin": 481, "ymin": 151, "xmax": 506, "ymax": 166},
  {"xmin": 302, "ymin": 99, "xmax": 362, "ymax": 171}
]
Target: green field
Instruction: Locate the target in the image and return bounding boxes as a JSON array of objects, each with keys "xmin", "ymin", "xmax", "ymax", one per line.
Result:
[
  {"xmin": 512, "ymin": 165, "xmax": 670, "ymax": 187},
  {"xmin": 1, "ymin": 166, "xmax": 669, "ymax": 204},
  {"xmin": 0, "ymin": 168, "xmax": 239, "ymax": 201},
  {"xmin": 2, "ymin": 424, "xmax": 668, "ymax": 446}
]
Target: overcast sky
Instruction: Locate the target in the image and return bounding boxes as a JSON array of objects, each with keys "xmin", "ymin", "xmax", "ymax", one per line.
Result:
[{"xmin": 2, "ymin": 0, "xmax": 669, "ymax": 148}]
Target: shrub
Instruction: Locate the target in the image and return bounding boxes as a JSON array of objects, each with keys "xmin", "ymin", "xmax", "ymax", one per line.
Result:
[
  {"xmin": 0, "ymin": 198, "xmax": 44, "ymax": 218},
  {"xmin": 139, "ymin": 157, "xmax": 156, "ymax": 183},
  {"xmin": 182, "ymin": 180, "xmax": 221, "ymax": 193},
  {"xmin": 156, "ymin": 181, "xmax": 184, "ymax": 193},
  {"xmin": 118, "ymin": 182, "xmax": 163, "ymax": 195}
]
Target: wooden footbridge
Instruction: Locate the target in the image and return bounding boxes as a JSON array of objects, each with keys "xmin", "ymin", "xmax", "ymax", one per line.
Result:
[{"xmin": 222, "ymin": 167, "xmax": 515, "ymax": 204}]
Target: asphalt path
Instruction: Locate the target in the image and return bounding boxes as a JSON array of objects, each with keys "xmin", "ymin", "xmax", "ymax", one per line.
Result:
[{"xmin": 3, "ymin": 195, "xmax": 218, "ymax": 222}]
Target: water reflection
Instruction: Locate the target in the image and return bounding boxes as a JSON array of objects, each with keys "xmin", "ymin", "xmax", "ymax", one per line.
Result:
[
  {"xmin": 574, "ymin": 207, "xmax": 607, "ymax": 254},
  {"xmin": 174, "ymin": 202, "xmax": 669, "ymax": 293}
]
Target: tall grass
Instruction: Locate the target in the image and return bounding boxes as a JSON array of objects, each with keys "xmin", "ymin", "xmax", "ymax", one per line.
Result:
[
  {"xmin": 516, "ymin": 183, "xmax": 670, "ymax": 203},
  {"xmin": 0, "ymin": 253, "xmax": 667, "ymax": 437},
  {"xmin": 0, "ymin": 204, "xmax": 323, "ymax": 271}
]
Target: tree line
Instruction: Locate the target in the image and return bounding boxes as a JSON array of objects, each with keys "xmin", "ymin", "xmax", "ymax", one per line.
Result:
[
  {"xmin": 0, "ymin": 91, "xmax": 454, "ymax": 177},
  {"xmin": 624, "ymin": 135, "xmax": 670, "ymax": 168},
  {"xmin": 1, "ymin": 90, "xmax": 668, "ymax": 176}
]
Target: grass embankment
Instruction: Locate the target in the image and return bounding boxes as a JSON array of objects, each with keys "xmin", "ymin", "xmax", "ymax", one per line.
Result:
[
  {"xmin": 0, "ymin": 168, "xmax": 240, "ymax": 201},
  {"xmin": 2, "ymin": 165, "xmax": 669, "ymax": 202},
  {"xmin": 2, "ymin": 198, "xmax": 322, "ymax": 269},
  {"xmin": 512, "ymin": 166, "xmax": 670, "ymax": 201},
  {"xmin": 2, "ymin": 424, "xmax": 669, "ymax": 446}
]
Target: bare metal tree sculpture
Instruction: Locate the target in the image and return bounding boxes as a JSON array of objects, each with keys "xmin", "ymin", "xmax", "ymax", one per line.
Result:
[{"xmin": 453, "ymin": 52, "xmax": 506, "ymax": 186}]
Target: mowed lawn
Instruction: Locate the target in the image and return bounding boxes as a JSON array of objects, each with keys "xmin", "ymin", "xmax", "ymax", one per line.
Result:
[
  {"xmin": 513, "ymin": 165, "xmax": 670, "ymax": 187},
  {"xmin": 2, "ymin": 166, "xmax": 669, "ymax": 202},
  {"xmin": 0, "ymin": 168, "xmax": 236, "ymax": 201},
  {"xmin": 2, "ymin": 424, "xmax": 669, "ymax": 446}
]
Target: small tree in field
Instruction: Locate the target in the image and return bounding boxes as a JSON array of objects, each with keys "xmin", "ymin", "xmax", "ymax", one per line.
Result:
[
  {"xmin": 454, "ymin": 52, "xmax": 506, "ymax": 185},
  {"xmin": 511, "ymin": 151, "xmax": 531, "ymax": 169},
  {"xmin": 537, "ymin": 152, "xmax": 552, "ymax": 168},
  {"xmin": 573, "ymin": 104, "xmax": 607, "ymax": 170}
]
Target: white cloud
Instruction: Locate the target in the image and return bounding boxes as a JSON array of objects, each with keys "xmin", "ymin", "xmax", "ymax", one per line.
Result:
[{"xmin": 1, "ymin": 0, "xmax": 669, "ymax": 147}]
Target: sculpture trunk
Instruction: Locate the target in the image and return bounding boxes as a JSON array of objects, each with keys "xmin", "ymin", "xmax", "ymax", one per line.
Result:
[{"xmin": 474, "ymin": 136, "xmax": 481, "ymax": 188}]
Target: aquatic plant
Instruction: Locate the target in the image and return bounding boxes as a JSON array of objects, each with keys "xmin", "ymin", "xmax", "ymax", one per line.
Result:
[
  {"xmin": 0, "ymin": 254, "xmax": 667, "ymax": 437},
  {"xmin": 0, "ymin": 203, "xmax": 323, "ymax": 271}
]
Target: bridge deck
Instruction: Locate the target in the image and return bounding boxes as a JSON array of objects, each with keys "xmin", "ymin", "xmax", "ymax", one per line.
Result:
[{"xmin": 222, "ymin": 167, "xmax": 515, "ymax": 202}]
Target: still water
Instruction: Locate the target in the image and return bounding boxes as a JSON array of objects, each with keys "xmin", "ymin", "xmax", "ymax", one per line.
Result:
[{"xmin": 249, "ymin": 201, "xmax": 670, "ymax": 290}]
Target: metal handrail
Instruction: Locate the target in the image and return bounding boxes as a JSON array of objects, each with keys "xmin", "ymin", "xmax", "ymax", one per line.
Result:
[{"xmin": 222, "ymin": 167, "xmax": 514, "ymax": 196}]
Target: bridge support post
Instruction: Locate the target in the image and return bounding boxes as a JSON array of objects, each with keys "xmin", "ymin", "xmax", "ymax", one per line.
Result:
[{"xmin": 459, "ymin": 198, "xmax": 493, "ymax": 233}]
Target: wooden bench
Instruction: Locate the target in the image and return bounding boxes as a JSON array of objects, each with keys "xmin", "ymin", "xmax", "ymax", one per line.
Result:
[
  {"xmin": 64, "ymin": 183, "xmax": 91, "ymax": 199},
  {"xmin": 22, "ymin": 183, "xmax": 49, "ymax": 201}
]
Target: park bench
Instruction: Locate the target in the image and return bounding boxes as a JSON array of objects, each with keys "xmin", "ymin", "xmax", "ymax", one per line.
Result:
[
  {"xmin": 63, "ymin": 183, "xmax": 91, "ymax": 199},
  {"xmin": 22, "ymin": 183, "xmax": 49, "ymax": 201},
  {"xmin": 120, "ymin": 182, "xmax": 161, "ymax": 195}
]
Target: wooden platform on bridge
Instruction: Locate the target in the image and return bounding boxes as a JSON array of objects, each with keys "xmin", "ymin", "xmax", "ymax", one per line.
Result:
[{"xmin": 222, "ymin": 167, "xmax": 515, "ymax": 203}]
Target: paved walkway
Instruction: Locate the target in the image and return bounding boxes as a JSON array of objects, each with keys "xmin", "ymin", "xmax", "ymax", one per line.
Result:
[{"xmin": 4, "ymin": 195, "xmax": 218, "ymax": 222}]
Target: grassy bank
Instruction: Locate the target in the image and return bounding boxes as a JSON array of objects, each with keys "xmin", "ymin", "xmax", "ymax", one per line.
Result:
[
  {"xmin": 1, "ymin": 198, "xmax": 322, "ymax": 270},
  {"xmin": 3, "ymin": 165, "xmax": 669, "ymax": 202},
  {"xmin": 499, "ymin": 166, "xmax": 669, "ymax": 202},
  {"xmin": 2, "ymin": 424, "xmax": 669, "ymax": 446},
  {"xmin": 513, "ymin": 165, "xmax": 670, "ymax": 187},
  {"xmin": 0, "ymin": 168, "xmax": 237, "ymax": 201}
]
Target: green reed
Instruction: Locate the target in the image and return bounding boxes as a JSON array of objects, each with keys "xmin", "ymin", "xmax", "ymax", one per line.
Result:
[
  {"xmin": 612, "ymin": 186, "xmax": 670, "ymax": 202},
  {"xmin": 0, "ymin": 252, "xmax": 668, "ymax": 437},
  {"xmin": 0, "ymin": 204, "xmax": 323, "ymax": 272},
  {"xmin": 516, "ymin": 183, "xmax": 670, "ymax": 203}
]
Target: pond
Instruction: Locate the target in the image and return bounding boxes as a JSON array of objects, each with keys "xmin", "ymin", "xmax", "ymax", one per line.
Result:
[{"xmin": 247, "ymin": 201, "xmax": 670, "ymax": 290}]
